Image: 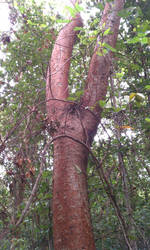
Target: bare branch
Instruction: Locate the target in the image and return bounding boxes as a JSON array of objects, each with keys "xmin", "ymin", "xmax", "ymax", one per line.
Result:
[{"xmin": 46, "ymin": 15, "xmax": 83, "ymax": 102}]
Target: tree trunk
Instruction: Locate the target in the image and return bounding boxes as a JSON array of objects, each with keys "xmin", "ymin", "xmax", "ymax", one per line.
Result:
[
  {"xmin": 53, "ymin": 137, "xmax": 95, "ymax": 249},
  {"xmin": 46, "ymin": 1, "xmax": 125, "ymax": 249}
]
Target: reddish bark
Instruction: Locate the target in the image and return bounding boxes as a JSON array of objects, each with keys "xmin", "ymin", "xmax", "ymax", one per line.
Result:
[
  {"xmin": 83, "ymin": 0, "xmax": 124, "ymax": 117},
  {"xmin": 53, "ymin": 138, "xmax": 95, "ymax": 249},
  {"xmin": 46, "ymin": 1, "xmax": 124, "ymax": 249}
]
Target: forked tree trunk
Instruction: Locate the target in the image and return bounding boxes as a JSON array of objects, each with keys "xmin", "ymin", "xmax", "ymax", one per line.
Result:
[{"xmin": 46, "ymin": 1, "xmax": 124, "ymax": 249}]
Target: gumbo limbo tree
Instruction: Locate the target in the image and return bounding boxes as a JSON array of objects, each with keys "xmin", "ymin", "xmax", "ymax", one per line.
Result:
[
  {"xmin": 1, "ymin": 0, "xmax": 150, "ymax": 248},
  {"xmin": 46, "ymin": 0, "xmax": 124, "ymax": 249}
]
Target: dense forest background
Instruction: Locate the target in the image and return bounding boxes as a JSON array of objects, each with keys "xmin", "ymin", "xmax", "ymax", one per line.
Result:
[{"xmin": 0, "ymin": 0, "xmax": 150, "ymax": 249}]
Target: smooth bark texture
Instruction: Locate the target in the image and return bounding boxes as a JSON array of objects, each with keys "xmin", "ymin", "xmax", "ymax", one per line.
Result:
[
  {"xmin": 53, "ymin": 138, "xmax": 95, "ymax": 249},
  {"xmin": 46, "ymin": 1, "xmax": 124, "ymax": 249}
]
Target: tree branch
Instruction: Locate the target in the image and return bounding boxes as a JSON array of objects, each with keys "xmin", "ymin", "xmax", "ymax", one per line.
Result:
[
  {"xmin": 82, "ymin": 0, "xmax": 125, "ymax": 116},
  {"xmin": 46, "ymin": 14, "xmax": 83, "ymax": 102}
]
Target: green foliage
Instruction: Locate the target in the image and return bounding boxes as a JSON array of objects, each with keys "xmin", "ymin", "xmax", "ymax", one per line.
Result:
[
  {"xmin": 65, "ymin": 2, "xmax": 83, "ymax": 17},
  {"xmin": 0, "ymin": 0, "xmax": 55, "ymax": 248}
]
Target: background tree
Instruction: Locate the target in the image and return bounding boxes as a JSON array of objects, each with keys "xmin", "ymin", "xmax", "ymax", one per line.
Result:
[{"xmin": 0, "ymin": 0, "xmax": 150, "ymax": 249}]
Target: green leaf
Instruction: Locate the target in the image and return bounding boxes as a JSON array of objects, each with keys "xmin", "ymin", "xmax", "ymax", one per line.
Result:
[
  {"xmin": 67, "ymin": 96, "xmax": 76, "ymax": 101},
  {"xmin": 18, "ymin": 5, "xmax": 25, "ymax": 14},
  {"xmin": 113, "ymin": 107, "xmax": 122, "ymax": 112},
  {"xmin": 135, "ymin": 93, "xmax": 145, "ymax": 102},
  {"xmin": 129, "ymin": 93, "xmax": 136, "ymax": 101},
  {"xmin": 97, "ymin": 48, "xmax": 108, "ymax": 56},
  {"xmin": 65, "ymin": 6, "xmax": 77, "ymax": 17},
  {"xmin": 127, "ymin": 37, "xmax": 140, "ymax": 44},
  {"xmin": 145, "ymin": 85, "xmax": 150, "ymax": 90},
  {"xmin": 56, "ymin": 19, "xmax": 70, "ymax": 23},
  {"xmin": 75, "ymin": 90, "xmax": 83, "ymax": 97},
  {"xmin": 130, "ymin": 63, "xmax": 140, "ymax": 71},
  {"xmin": 135, "ymin": 101, "xmax": 141, "ymax": 107},
  {"xmin": 75, "ymin": 3, "xmax": 84, "ymax": 12},
  {"xmin": 97, "ymin": 3, "xmax": 104, "ymax": 11},
  {"xmin": 103, "ymin": 43, "xmax": 117, "ymax": 52},
  {"xmin": 103, "ymin": 28, "xmax": 111, "ymax": 36},
  {"xmin": 42, "ymin": 170, "xmax": 51, "ymax": 178},
  {"xmin": 27, "ymin": 20, "xmax": 37, "ymax": 26},
  {"xmin": 40, "ymin": 24, "xmax": 47, "ymax": 28},
  {"xmin": 99, "ymin": 100, "xmax": 106, "ymax": 108},
  {"xmin": 141, "ymin": 37, "xmax": 148, "ymax": 44},
  {"xmin": 118, "ymin": 9, "xmax": 130, "ymax": 18},
  {"xmin": 145, "ymin": 118, "xmax": 150, "ymax": 123},
  {"xmin": 74, "ymin": 27, "xmax": 83, "ymax": 31}
]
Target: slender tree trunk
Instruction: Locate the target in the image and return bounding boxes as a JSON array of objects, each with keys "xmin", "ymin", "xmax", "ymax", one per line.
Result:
[{"xmin": 46, "ymin": 1, "xmax": 125, "ymax": 249}]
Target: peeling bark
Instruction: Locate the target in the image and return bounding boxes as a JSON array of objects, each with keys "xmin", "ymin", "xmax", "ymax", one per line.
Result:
[{"xmin": 46, "ymin": 1, "xmax": 124, "ymax": 249}]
